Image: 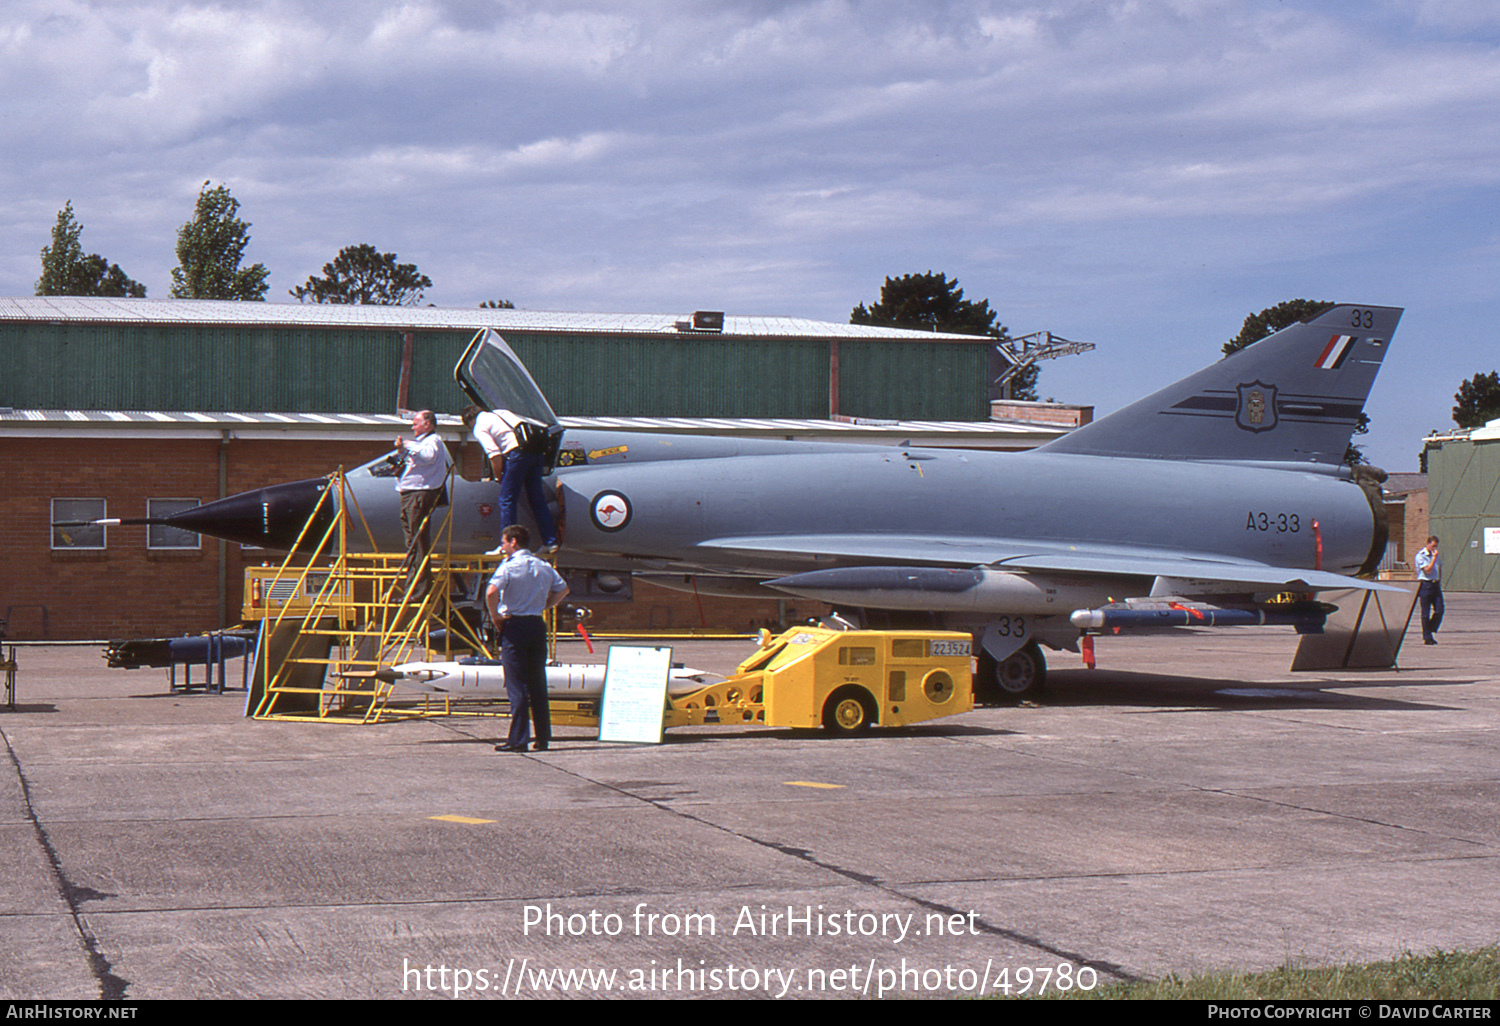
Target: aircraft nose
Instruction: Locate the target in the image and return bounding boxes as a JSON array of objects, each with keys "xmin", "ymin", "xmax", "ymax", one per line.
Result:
[{"xmin": 162, "ymin": 477, "xmax": 336, "ymax": 551}]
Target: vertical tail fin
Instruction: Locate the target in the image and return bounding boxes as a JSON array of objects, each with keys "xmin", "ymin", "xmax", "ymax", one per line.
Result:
[{"xmin": 1038, "ymin": 304, "xmax": 1401, "ymax": 468}]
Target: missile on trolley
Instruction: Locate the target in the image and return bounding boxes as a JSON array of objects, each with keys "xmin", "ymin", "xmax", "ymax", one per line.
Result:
[
  {"xmin": 378, "ymin": 659, "xmax": 716, "ymax": 699},
  {"xmin": 105, "ymin": 633, "xmax": 254, "ymax": 669}
]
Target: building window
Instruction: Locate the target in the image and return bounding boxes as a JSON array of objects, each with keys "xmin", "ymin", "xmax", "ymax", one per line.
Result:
[
  {"xmin": 148, "ymin": 499, "xmax": 201, "ymax": 550},
  {"xmin": 52, "ymin": 498, "xmax": 106, "ymax": 550}
]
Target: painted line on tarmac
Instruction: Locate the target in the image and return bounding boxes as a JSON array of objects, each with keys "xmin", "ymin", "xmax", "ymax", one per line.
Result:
[{"xmin": 429, "ymin": 814, "xmax": 498, "ymax": 824}]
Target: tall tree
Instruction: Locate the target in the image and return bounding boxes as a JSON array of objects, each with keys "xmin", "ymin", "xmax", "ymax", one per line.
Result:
[
  {"xmin": 36, "ymin": 202, "xmax": 146, "ymax": 297},
  {"xmin": 290, "ymin": 244, "xmax": 433, "ymax": 305},
  {"xmin": 169, "ymin": 182, "xmax": 269, "ymax": 300},
  {"xmin": 1453, "ymin": 371, "xmax": 1500, "ymax": 429},
  {"xmin": 853, "ymin": 271, "xmax": 1001, "ymax": 335},
  {"xmin": 480, "ymin": 299, "xmax": 514, "ymax": 309},
  {"xmin": 851, "ymin": 271, "xmax": 1036, "ymax": 400},
  {"xmin": 1222, "ymin": 299, "xmax": 1367, "ymax": 465}
]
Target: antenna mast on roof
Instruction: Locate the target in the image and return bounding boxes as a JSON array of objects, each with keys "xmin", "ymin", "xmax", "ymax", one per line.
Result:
[{"xmin": 990, "ymin": 331, "xmax": 1096, "ymax": 400}]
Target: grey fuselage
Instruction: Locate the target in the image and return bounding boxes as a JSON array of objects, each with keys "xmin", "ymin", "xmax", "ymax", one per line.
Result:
[
  {"xmin": 552, "ymin": 445, "xmax": 1379, "ymax": 580},
  {"xmin": 336, "ymin": 435, "xmax": 1378, "ymax": 584}
]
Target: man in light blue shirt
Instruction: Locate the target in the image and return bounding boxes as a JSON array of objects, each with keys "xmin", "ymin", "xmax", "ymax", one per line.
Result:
[
  {"xmin": 487, "ymin": 525, "xmax": 569, "ymax": 752},
  {"xmin": 1414, "ymin": 535, "xmax": 1443, "ymax": 645}
]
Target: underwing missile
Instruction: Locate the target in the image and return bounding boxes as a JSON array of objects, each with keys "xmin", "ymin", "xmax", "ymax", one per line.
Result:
[
  {"xmin": 764, "ymin": 566, "xmax": 1128, "ymax": 614},
  {"xmin": 1069, "ymin": 600, "xmax": 1333, "ymax": 633}
]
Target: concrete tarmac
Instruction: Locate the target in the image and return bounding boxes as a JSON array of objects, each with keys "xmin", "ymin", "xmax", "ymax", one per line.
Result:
[{"xmin": 2, "ymin": 595, "xmax": 1496, "ymax": 1000}]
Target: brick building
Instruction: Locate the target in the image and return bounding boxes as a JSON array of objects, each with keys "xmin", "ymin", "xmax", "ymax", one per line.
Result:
[{"xmin": 2, "ymin": 414, "xmax": 393, "ymax": 639}]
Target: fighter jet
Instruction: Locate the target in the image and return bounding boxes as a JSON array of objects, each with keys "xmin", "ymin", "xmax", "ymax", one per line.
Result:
[{"xmin": 116, "ymin": 306, "xmax": 1403, "ymax": 700}]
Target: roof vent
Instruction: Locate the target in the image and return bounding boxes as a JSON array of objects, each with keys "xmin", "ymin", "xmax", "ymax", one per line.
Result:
[{"xmin": 679, "ymin": 310, "xmax": 724, "ymax": 333}]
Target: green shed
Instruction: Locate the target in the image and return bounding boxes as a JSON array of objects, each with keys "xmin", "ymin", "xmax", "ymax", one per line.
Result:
[
  {"xmin": 1424, "ymin": 421, "xmax": 1500, "ymax": 592},
  {"xmin": 0, "ymin": 298, "xmax": 992, "ymax": 421}
]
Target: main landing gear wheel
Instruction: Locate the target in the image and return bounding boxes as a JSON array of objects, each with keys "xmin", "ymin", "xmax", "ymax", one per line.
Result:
[
  {"xmin": 975, "ymin": 641, "xmax": 1047, "ymax": 705},
  {"xmin": 822, "ymin": 686, "xmax": 877, "ymax": 735}
]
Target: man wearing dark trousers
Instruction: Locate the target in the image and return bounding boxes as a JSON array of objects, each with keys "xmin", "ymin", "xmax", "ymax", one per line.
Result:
[
  {"xmin": 1415, "ymin": 535, "xmax": 1444, "ymax": 645},
  {"xmin": 486, "ymin": 525, "xmax": 569, "ymax": 752},
  {"xmin": 394, "ymin": 409, "xmax": 451, "ymax": 599}
]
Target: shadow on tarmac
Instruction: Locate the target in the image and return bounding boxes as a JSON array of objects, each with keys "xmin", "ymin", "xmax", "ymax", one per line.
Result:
[{"xmin": 1034, "ymin": 668, "xmax": 1473, "ymax": 712}]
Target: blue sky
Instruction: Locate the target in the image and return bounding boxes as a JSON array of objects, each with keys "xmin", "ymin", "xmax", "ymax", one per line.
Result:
[{"xmin": 3, "ymin": 0, "xmax": 1498, "ymax": 469}]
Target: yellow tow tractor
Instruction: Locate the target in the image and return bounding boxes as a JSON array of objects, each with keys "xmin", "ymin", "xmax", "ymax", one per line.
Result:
[{"xmin": 642, "ymin": 625, "xmax": 974, "ymax": 735}]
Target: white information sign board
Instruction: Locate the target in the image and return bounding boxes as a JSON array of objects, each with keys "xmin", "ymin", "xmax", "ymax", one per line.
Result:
[
  {"xmin": 1485, "ymin": 527, "xmax": 1500, "ymax": 555},
  {"xmin": 598, "ymin": 645, "xmax": 673, "ymax": 745}
]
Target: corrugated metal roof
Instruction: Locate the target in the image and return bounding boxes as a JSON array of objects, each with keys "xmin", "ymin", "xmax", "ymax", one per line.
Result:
[
  {"xmin": 0, "ymin": 296, "xmax": 989, "ymax": 342},
  {"xmin": 562, "ymin": 414, "xmax": 1054, "ymax": 437},
  {"xmin": 1383, "ymin": 473, "xmax": 1428, "ymax": 496},
  {"xmin": 0, "ymin": 408, "xmax": 412, "ymax": 441},
  {"xmin": 0, "ymin": 408, "xmax": 1056, "ymax": 448},
  {"xmin": 0, "ymin": 408, "xmax": 409, "ymax": 427}
]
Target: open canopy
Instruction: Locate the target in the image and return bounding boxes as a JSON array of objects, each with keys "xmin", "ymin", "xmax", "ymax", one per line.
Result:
[{"xmin": 454, "ymin": 328, "xmax": 560, "ymax": 426}]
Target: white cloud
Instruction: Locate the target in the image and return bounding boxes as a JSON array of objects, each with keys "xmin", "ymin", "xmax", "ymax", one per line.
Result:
[{"xmin": 3, "ymin": 1, "xmax": 1500, "ymax": 467}]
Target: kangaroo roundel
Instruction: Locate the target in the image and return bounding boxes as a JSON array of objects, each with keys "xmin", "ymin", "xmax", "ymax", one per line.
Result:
[{"xmin": 590, "ymin": 490, "xmax": 632, "ymax": 532}]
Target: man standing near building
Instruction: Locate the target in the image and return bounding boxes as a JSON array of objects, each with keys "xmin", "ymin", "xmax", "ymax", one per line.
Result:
[
  {"xmin": 487, "ymin": 525, "xmax": 570, "ymax": 752},
  {"xmin": 394, "ymin": 410, "xmax": 451, "ymax": 598},
  {"xmin": 1415, "ymin": 535, "xmax": 1444, "ymax": 645}
]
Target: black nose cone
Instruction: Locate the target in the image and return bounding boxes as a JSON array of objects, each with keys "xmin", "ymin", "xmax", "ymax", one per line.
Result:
[{"xmin": 164, "ymin": 477, "xmax": 336, "ymax": 551}]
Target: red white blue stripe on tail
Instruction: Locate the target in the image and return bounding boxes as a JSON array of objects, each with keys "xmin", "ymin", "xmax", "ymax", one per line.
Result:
[{"xmin": 1315, "ymin": 334, "xmax": 1357, "ymax": 370}]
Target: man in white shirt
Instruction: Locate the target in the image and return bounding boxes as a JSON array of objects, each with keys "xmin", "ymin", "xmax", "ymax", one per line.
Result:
[
  {"xmin": 464, "ymin": 406, "xmax": 511, "ymax": 481},
  {"xmin": 393, "ymin": 410, "xmax": 451, "ymax": 597},
  {"xmin": 461, "ymin": 405, "xmax": 559, "ymax": 554}
]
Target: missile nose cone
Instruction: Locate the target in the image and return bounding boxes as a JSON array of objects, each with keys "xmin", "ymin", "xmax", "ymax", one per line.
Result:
[
  {"xmin": 165, "ymin": 477, "xmax": 336, "ymax": 550},
  {"xmin": 1070, "ymin": 609, "xmax": 1102, "ymax": 629}
]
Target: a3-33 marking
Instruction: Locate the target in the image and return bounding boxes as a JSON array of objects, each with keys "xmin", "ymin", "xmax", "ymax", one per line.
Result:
[{"xmin": 1245, "ymin": 511, "xmax": 1301, "ymax": 533}]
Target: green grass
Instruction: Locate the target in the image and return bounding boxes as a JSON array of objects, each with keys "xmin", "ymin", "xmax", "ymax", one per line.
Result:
[{"xmin": 1056, "ymin": 947, "xmax": 1500, "ymax": 1000}]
